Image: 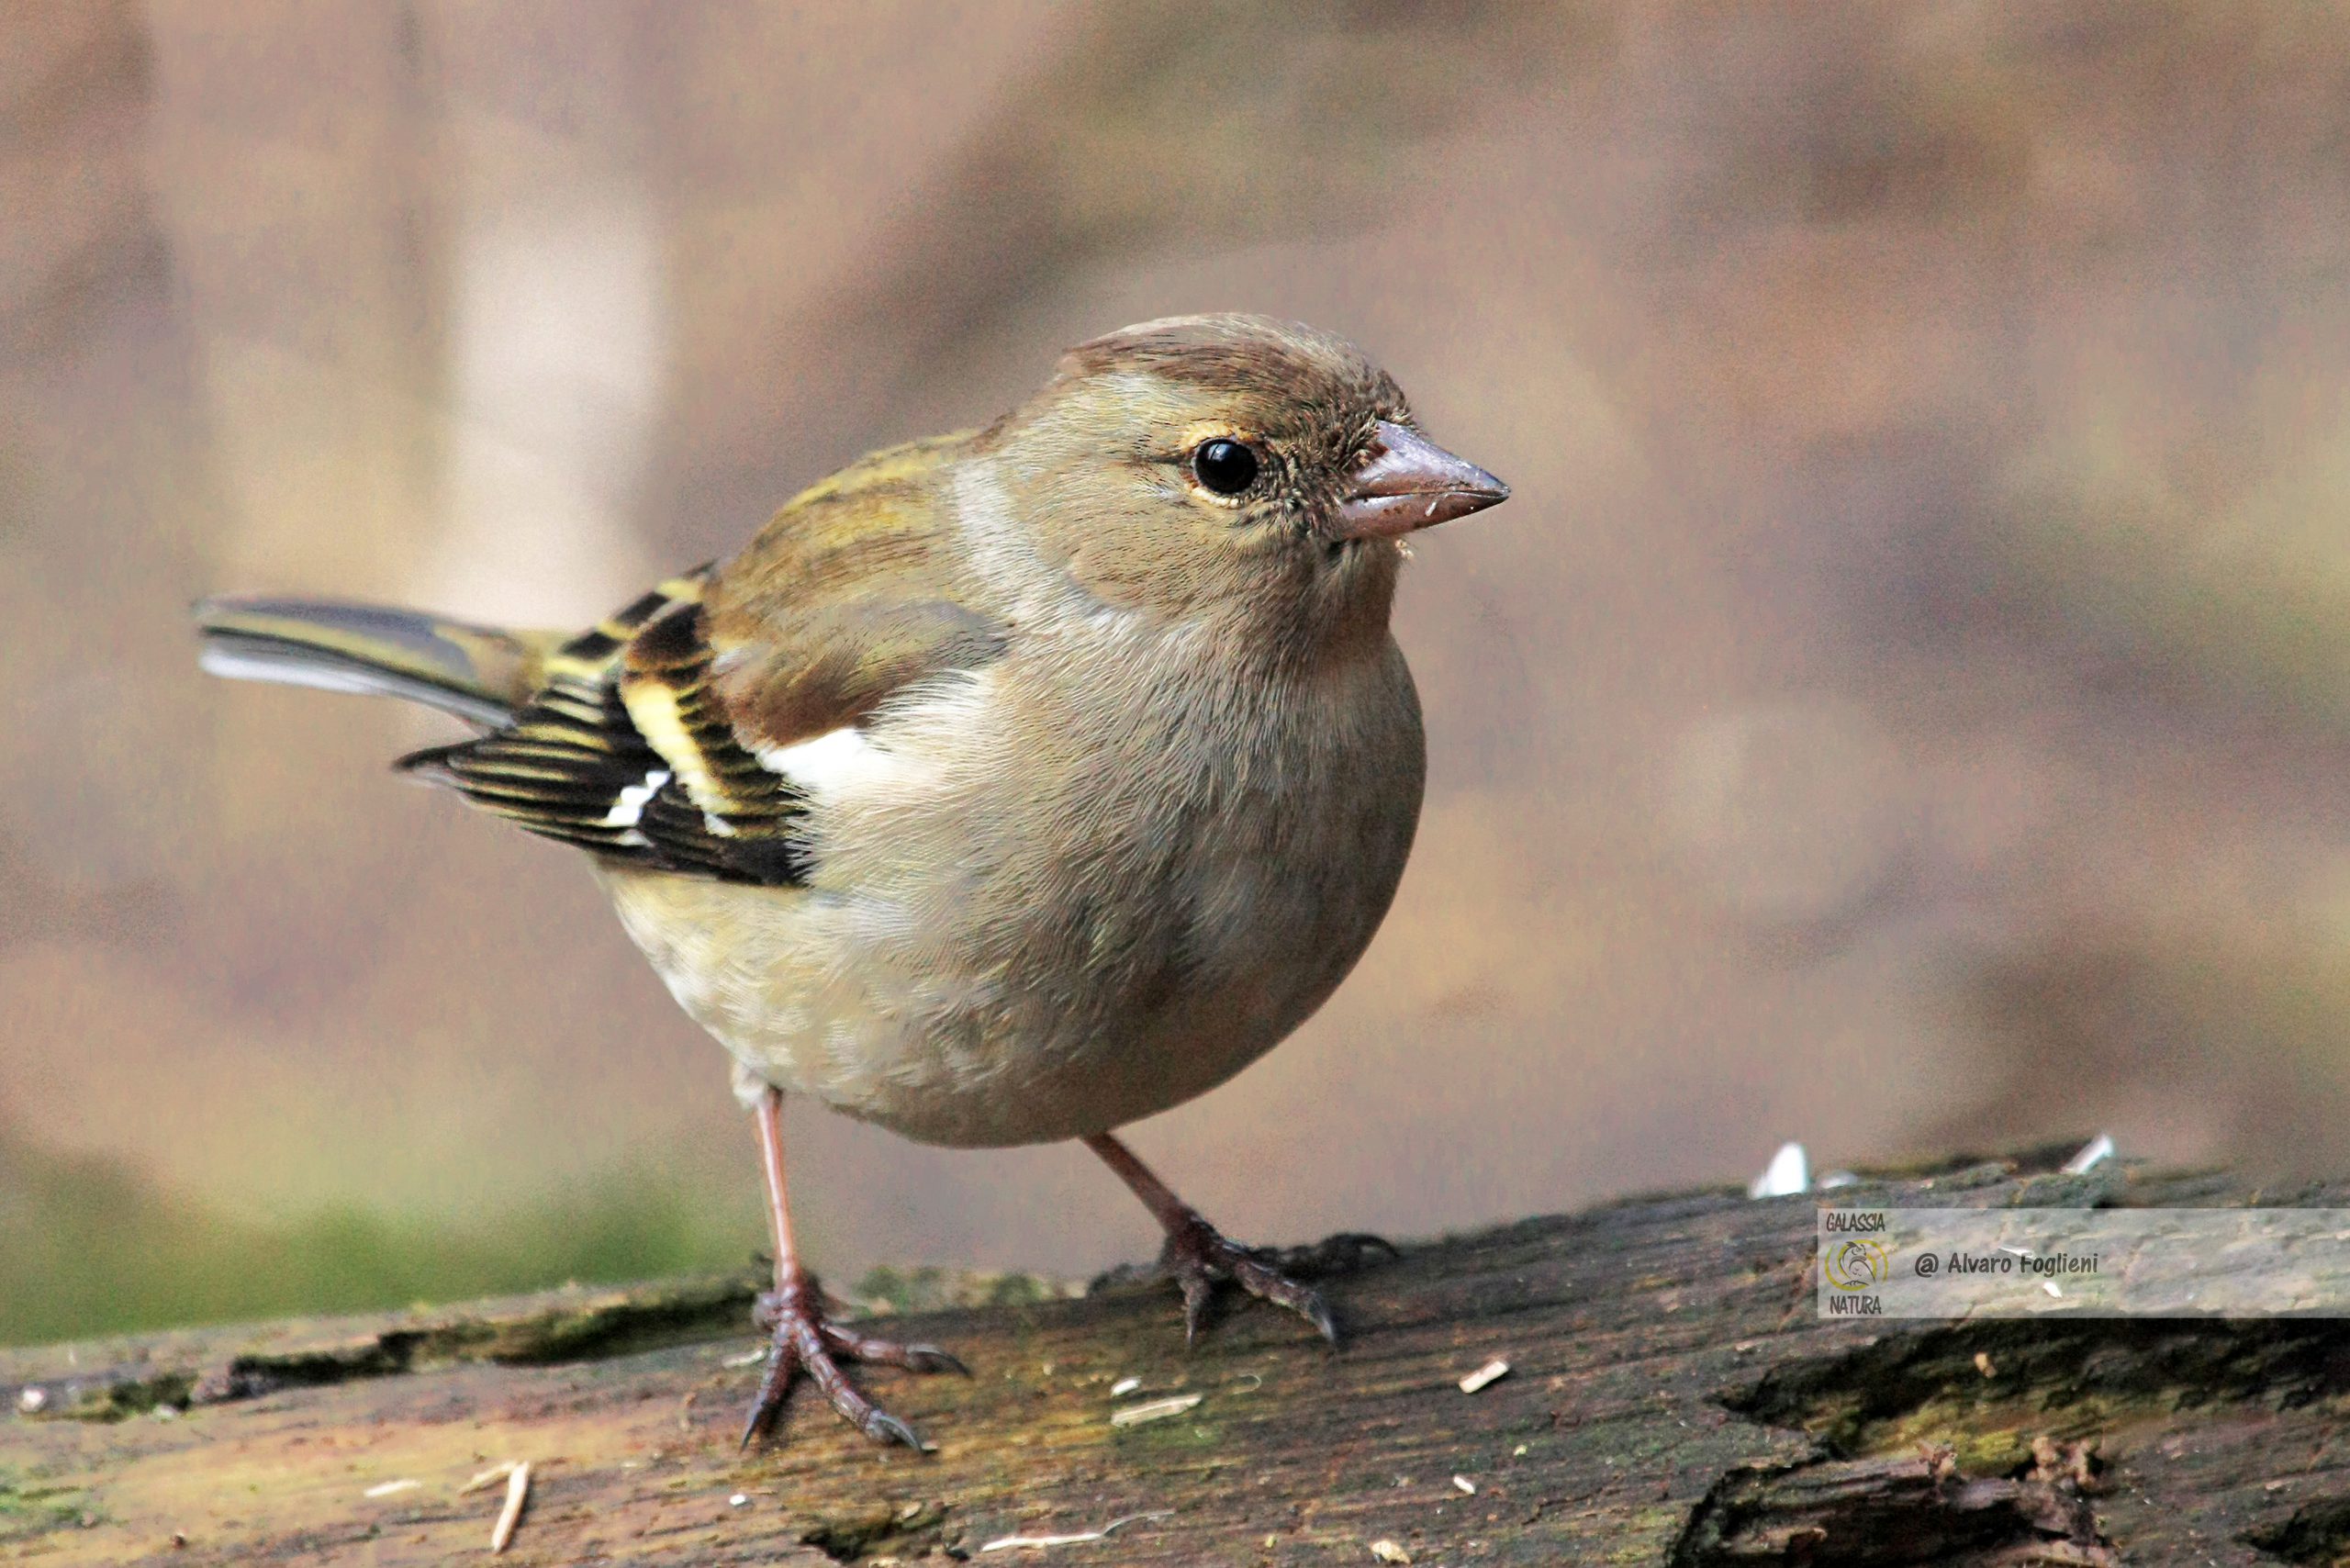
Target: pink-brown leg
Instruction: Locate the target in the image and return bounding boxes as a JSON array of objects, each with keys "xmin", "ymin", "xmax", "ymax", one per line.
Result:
[
  {"xmin": 1083, "ymin": 1132, "xmax": 1394, "ymax": 1346},
  {"xmin": 739, "ymin": 1089, "xmax": 966, "ymax": 1450}
]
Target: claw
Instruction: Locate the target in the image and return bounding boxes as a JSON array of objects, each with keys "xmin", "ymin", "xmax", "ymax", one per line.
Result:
[
  {"xmin": 902, "ymin": 1345, "xmax": 972, "ymax": 1377},
  {"xmin": 1179, "ymin": 1269, "xmax": 1216, "ymax": 1345},
  {"xmin": 740, "ymin": 1344, "xmax": 793, "ymax": 1450},
  {"xmin": 860, "ymin": 1408, "xmax": 925, "ymax": 1450},
  {"xmin": 737, "ymin": 1275, "xmax": 961, "ymax": 1450},
  {"xmin": 1290, "ymin": 1286, "xmax": 1338, "ymax": 1346},
  {"xmin": 741, "ymin": 1407, "xmax": 775, "ymax": 1450},
  {"xmin": 1081, "ymin": 1134, "xmax": 1391, "ymax": 1354},
  {"xmin": 1158, "ymin": 1217, "xmax": 1366, "ymax": 1347}
]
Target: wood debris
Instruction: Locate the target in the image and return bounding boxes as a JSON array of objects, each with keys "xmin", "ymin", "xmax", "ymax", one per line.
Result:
[
  {"xmin": 1110, "ymin": 1393, "xmax": 1203, "ymax": 1428},
  {"xmin": 1458, "ymin": 1359, "xmax": 1510, "ymax": 1394},
  {"xmin": 460, "ymin": 1461, "xmax": 520, "ymax": 1495},
  {"xmin": 363, "ymin": 1479, "xmax": 420, "ymax": 1498},
  {"xmin": 489, "ymin": 1462, "xmax": 531, "ymax": 1553},
  {"xmin": 1109, "ymin": 1375, "xmax": 1142, "ymax": 1396},
  {"xmin": 979, "ymin": 1509, "xmax": 1171, "ymax": 1551},
  {"xmin": 1452, "ymin": 1474, "xmax": 1477, "ymax": 1495},
  {"xmin": 1370, "ymin": 1539, "xmax": 1413, "ymax": 1563},
  {"xmin": 2063, "ymin": 1133, "xmax": 2115, "ymax": 1174}
]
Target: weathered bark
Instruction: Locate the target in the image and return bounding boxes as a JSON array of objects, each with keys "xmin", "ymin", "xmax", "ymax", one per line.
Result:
[{"xmin": 5, "ymin": 1147, "xmax": 2345, "ymax": 1564}]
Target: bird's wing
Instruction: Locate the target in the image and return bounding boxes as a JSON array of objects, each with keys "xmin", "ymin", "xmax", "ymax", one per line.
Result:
[{"xmin": 399, "ymin": 434, "xmax": 1007, "ymax": 884}]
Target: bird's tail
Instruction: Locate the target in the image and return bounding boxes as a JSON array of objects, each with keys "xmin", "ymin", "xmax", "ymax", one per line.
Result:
[{"xmin": 193, "ymin": 596, "xmax": 566, "ymax": 729}]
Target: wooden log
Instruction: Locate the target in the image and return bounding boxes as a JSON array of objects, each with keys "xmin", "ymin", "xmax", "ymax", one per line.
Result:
[{"xmin": 4, "ymin": 1148, "xmax": 2341, "ymax": 1564}]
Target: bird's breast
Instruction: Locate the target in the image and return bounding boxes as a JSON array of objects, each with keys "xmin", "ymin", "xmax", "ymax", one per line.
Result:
[{"xmin": 613, "ymin": 628, "xmax": 1427, "ymax": 1147}]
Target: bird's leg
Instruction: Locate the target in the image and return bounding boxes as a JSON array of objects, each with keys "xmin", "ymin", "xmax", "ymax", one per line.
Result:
[
  {"xmin": 1082, "ymin": 1132, "xmax": 1396, "ymax": 1346},
  {"xmin": 739, "ymin": 1088, "xmax": 966, "ymax": 1450}
]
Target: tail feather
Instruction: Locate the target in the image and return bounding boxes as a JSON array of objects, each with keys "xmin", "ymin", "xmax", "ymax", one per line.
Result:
[{"xmin": 194, "ymin": 596, "xmax": 563, "ymax": 729}]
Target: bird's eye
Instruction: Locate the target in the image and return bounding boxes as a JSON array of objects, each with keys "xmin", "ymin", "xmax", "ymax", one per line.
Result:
[{"xmin": 1190, "ymin": 438, "xmax": 1260, "ymax": 497}]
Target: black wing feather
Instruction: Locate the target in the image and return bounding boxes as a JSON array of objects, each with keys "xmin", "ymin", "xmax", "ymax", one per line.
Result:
[{"xmin": 397, "ymin": 569, "xmax": 812, "ymax": 885}]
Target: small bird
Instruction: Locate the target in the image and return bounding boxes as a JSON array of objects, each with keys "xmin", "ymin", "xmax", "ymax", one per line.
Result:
[{"xmin": 196, "ymin": 314, "xmax": 1507, "ymax": 1449}]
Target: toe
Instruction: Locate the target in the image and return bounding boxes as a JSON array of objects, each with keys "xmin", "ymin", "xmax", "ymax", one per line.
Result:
[
  {"xmin": 1277, "ymin": 1232, "xmax": 1401, "ymax": 1277},
  {"xmin": 816, "ymin": 1322, "xmax": 971, "ymax": 1375},
  {"xmin": 1234, "ymin": 1258, "xmax": 1339, "ymax": 1344},
  {"xmin": 739, "ymin": 1339, "xmax": 800, "ymax": 1449},
  {"xmin": 811, "ymin": 1366, "xmax": 932, "ymax": 1453},
  {"xmin": 1328, "ymin": 1231, "xmax": 1402, "ymax": 1264}
]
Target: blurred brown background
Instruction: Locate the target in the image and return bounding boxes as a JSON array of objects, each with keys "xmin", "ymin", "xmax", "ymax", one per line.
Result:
[{"xmin": 6, "ymin": 1, "xmax": 2348, "ymax": 1347}]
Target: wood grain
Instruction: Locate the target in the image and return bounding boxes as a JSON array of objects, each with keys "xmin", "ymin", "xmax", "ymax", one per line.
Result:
[{"xmin": 6, "ymin": 1148, "xmax": 2344, "ymax": 1564}]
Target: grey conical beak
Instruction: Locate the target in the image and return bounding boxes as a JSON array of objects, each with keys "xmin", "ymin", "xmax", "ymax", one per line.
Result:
[{"xmin": 1332, "ymin": 420, "xmax": 1510, "ymax": 541}]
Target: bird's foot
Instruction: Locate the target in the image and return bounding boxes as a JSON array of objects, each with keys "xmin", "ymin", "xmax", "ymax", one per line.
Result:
[
  {"xmin": 1158, "ymin": 1217, "xmax": 1399, "ymax": 1347},
  {"xmin": 739, "ymin": 1271, "xmax": 968, "ymax": 1450}
]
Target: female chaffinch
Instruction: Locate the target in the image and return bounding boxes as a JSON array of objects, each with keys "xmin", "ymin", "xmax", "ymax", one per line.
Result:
[{"xmin": 198, "ymin": 313, "xmax": 1508, "ymax": 1449}]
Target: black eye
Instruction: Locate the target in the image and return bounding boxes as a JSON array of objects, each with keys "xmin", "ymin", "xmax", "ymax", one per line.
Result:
[{"xmin": 1191, "ymin": 438, "xmax": 1259, "ymax": 496}]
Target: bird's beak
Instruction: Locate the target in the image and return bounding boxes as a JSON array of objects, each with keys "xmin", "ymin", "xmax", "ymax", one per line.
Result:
[{"xmin": 1332, "ymin": 420, "xmax": 1510, "ymax": 541}]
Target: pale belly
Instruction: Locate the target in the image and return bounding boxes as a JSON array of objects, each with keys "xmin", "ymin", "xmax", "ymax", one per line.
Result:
[{"xmin": 599, "ymin": 644, "xmax": 1426, "ymax": 1148}]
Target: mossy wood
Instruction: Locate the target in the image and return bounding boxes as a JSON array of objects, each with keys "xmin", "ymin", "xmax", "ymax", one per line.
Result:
[{"xmin": 6, "ymin": 1149, "xmax": 2344, "ymax": 1564}]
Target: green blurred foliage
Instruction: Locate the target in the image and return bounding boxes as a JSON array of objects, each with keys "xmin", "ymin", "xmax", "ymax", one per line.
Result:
[
  {"xmin": 0, "ymin": 1467, "xmax": 94, "ymax": 1545},
  {"xmin": 0, "ymin": 1128, "xmax": 751, "ymax": 1347}
]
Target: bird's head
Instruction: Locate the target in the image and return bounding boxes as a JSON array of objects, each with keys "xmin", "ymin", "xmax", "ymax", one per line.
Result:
[{"xmin": 979, "ymin": 314, "xmax": 1508, "ymax": 655}]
